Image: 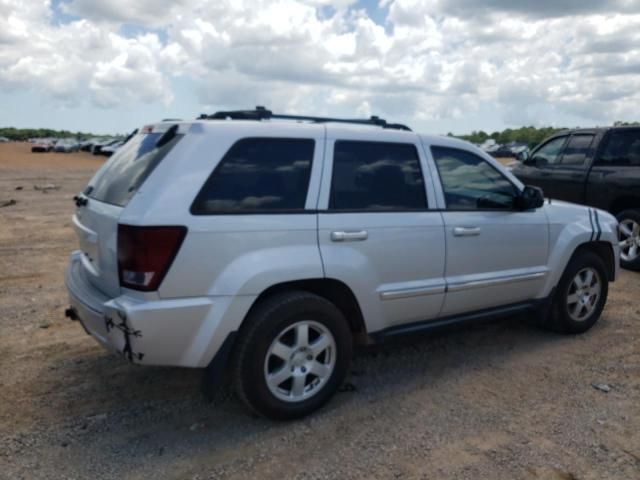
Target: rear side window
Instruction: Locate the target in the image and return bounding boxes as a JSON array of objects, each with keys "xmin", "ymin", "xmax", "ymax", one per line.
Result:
[
  {"xmin": 191, "ymin": 138, "xmax": 314, "ymax": 214},
  {"xmin": 88, "ymin": 130, "xmax": 182, "ymax": 207},
  {"xmin": 329, "ymin": 141, "xmax": 427, "ymax": 211},
  {"xmin": 560, "ymin": 134, "xmax": 594, "ymax": 165},
  {"xmin": 597, "ymin": 130, "xmax": 640, "ymax": 166}
]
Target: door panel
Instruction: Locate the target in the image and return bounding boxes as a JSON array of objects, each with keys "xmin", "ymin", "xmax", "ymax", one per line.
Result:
[
  {"xmin": 428, "ymin": 145, "xmax": 550, "ymax": 316},
  {"xmin": 542, "ymin": 134, "xmax": 594, "ymax": 203},
  {"xmin": 440, "ymin": 210, "xmax": 548, "ymax": 315},
  {"xmin": 318, "ymin": 212, "xmax": 446, "ymax": 331},
  {"xmin": 514, "ymin": 135, "xmax": 568, "ymax": 197},
  {"xmin": 317, "ymin": 134, "xmax": 446, "ymax": 333}
]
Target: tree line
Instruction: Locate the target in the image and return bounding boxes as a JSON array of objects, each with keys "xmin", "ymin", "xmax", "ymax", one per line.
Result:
[
  {"xmin": 0, "ymin": 127, "xmax": 110, "ymax": 141},
  {"xmin": 448, "ymin": 126, "xmax": 566, "ymax": 149},
  {"xmin": 449, "ymin": 121, "xmax": 640, "ymax": 149}
]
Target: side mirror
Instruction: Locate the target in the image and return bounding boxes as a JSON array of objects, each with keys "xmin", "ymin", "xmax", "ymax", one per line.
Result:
[
  {"xmin": 516, "ymin": 185, "xmax": 544, "ymax": 210},
  {"xmin": 517, "ymin": 150, "xmax": 530, "ymax": 163}
]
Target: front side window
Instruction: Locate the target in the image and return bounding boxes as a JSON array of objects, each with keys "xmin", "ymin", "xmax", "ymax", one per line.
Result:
[
  {"xmin": 431, "ymin": 146, "xmax": 519, "ymax": 210},
  {"xmin": 329, "ymin": 141, "xmax": 427, "ymax": 211},
  {"xmin": 560, "ymin": 134, "xmax": 594, "ymax": 166},
  {"xmin": 597, "ymin": 130, "xmax": 640, "ymax": 166},
  {"xmin": 530, "ymin": 136, "xmax": 567, "ymax": 167},
  {"xmin": 191, "ymin": 138, "xmax": 314, "ymax": 214}
]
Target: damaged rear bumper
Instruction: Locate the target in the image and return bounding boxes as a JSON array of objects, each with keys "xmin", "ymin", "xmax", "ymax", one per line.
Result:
[{"xmin": 64, "ymin": 251, "xmax": 226, "ymax": 368}]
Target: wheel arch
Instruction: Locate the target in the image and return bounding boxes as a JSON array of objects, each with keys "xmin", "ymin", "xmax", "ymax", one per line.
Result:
[
  {"xmin": 569, "ymin": 241, "xmax": 616, "ymax": 281},
  {"xmin": 243, "ymin": 278, "xmax": 368, "ymax": 340}
]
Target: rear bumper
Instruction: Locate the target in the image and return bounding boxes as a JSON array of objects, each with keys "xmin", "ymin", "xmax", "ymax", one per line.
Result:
[{"xmin": 64, "ymin": 251, "xmax": 250, "ymax": 368}]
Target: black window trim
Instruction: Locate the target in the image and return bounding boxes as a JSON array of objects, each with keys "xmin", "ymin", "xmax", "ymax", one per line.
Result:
[
  {"xmin": 556, "ymin": 133, "xmax": 596, "ymax": 167},
  {"xmin": 190, "ymin": 136, "xmax": 316, "ymax": 216},
  {"xmin": 430, "ymin": 145, "xmax": 523, "ymax": 212},
  {"xmin": 327, "ymin": 139, "xmax": 430, "ymax": 213}
]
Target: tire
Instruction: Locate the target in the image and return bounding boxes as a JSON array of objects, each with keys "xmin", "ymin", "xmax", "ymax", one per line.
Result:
[
  {"xmin": 232, "ymin": 291, "xmax": 353, "ymax": 420},
  {"xmin": 616, "ymin": 209, "xmax": 640, "ymax": 272},
  {"xmin": 544, "ymin": 251, "xmax": 609, "ymax": 334}
]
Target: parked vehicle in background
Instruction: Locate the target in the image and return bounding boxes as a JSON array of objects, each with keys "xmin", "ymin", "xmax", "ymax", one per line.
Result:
[
  {"xmin": 0, "ymin": 136, "xmax": 9, "ymax": 142},
  {"xmin": 92, "ymin": 139, "xmax": 119, "ymax": 155},
  {"xmin": 31, "ymin": 139, "xmax": 54, "ymax": 152},
  {"xmin": 100, "ymin": 140, "xmax": 125, "ymax": 157},
  {"xmin": 513, "ymin": 127, "xmax": 640, "ymax": 270},
  {"xmin": 488, "ymin": 142, "xmax": 529, "ymax": 159},
  {"xmin": 54, "ymin": 139, "xmax": 80, "ymax": 153},
  {"xmin": 80, "ymin": 138, "xmax": 100, "ymax": 152},
  {"xmin": 65, "ymin": 108, "xmax": 619, "ymax": 419}
]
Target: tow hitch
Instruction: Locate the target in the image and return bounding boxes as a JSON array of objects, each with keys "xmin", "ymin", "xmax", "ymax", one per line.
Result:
[{"xmin": 65, "ymin": 307, "xmax": 78, "ymax": 321}]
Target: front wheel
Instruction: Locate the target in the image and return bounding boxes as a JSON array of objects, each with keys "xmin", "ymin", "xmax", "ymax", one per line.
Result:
[
  {"xmin": 545, "ymin": 251, "xmax": 609, "ymax": 334},
  {"xmin": 617, "ymin": 209, "xmax": 640, "ymax": 271},
  {"xmin": 232, "ymin": 291, "xmax": 353, "ymax": 420}
]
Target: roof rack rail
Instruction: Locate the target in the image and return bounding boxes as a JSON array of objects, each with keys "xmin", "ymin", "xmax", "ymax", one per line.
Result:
[{"xmin": 197, "ymin": 106, "xmax": 412, "ymax": 131}]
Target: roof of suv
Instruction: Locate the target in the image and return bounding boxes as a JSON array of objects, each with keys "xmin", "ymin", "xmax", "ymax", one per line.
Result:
[
  {"xmin": 553, "ymin": 125, "xmax": 640, "ymax": 136},
  {"xmin": 196, "ymin": 106, "xmax": 413, "ymax": 131},
  {"xmin": 149, "ymin": 107, "xmax": 487, "ymax": 153}
]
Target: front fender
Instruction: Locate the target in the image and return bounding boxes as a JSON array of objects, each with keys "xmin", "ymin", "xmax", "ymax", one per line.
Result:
[{"xmin": 541, "ymin": 203, "xmax": 619, "ymax": 296}]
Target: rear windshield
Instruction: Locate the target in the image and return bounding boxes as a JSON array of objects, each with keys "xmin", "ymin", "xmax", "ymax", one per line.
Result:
[{"xmin": 87, "ymin": 131, "xmax": 182, "ymax": 206}]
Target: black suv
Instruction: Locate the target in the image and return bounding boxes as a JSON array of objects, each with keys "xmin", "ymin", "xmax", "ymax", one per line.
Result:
[{"xmin": 512, "ymin": 127, "xmax": 640, "ymax": 271}]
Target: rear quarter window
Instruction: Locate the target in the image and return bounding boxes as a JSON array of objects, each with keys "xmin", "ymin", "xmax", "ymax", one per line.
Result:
[
  {"xmin": 87, "ymin": 130, "xmax": 182, "ymax": 207},
  {"xmin": 191, "ymin": 138, "xmax": 315, "ymax": 214},
  {"xmin": 597, "ymin": 130, "xmax": 640, "ymax": 166}
]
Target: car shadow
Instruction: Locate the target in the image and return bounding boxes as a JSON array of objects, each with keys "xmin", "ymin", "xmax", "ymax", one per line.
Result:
[{"xmin": 26, "ymin": 312, "xmax": 611, "ymax": 477}]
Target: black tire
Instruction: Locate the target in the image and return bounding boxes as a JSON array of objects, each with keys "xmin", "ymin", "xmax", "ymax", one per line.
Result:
[
  {"xmin": 232, "ymin": 291, "xmax": 353, "ymax": 420},
  {"xmin": 544, "ymin": 251, "xmax": 609, "ymax": 334},
  {"xmin": 616, "ymin": 209, "xmax": 640, "ymax": 272}
]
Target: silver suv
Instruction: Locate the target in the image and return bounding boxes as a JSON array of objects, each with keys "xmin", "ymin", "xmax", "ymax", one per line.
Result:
[{"xmin": 65, "ymin": 108, "xmax": 620, "ymax": 419}]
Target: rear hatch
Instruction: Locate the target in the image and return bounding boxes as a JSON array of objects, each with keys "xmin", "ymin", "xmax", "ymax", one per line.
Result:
[{"xmin": 72, "ymin": 125, "xmax": 184, "ymax": 297}]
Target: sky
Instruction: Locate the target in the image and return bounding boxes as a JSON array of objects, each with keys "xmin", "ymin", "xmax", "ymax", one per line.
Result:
[{"xmin": 0, "ymin": 0, "xmax": 639, "ymax": 135}]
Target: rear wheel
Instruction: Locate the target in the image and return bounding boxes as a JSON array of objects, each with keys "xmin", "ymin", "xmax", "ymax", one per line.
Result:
[
  {"xmin": 617, "ymin": 209, "xmax": 640, "ymax": 271},
  {"xmin": 545, "ymin": 251, "xmax": 609, "ymax": 334},
  {"xmin": 232, "ymin": 291, "xmax": 352, "ymax": 420}
]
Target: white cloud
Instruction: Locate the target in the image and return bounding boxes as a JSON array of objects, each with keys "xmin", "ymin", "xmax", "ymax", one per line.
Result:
[{"xmin": 1, "ymin": 0, "xmax": 640, "ymax": 129}]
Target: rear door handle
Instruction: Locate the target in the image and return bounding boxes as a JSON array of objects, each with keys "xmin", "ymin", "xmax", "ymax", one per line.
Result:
[
  {"xmin": 453, "ymin": 226, "xmax": 481, "ymax": 237},
  {"xmin": 331, "ymin": 230, "xmax": 368, "ymax": 242}
]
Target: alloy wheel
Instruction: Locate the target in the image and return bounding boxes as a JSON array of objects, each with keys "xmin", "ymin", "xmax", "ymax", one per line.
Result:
[
  {"xmin": 619, "ymin": 218, "xmax": 640, "ymax": 262},
  {"xmin": 264, "ymin": 320, "xmax": 337, "ymax": 403},
  {"xmin": 566, "ymin": 267, "xmax": 601, "ymax": 322}
]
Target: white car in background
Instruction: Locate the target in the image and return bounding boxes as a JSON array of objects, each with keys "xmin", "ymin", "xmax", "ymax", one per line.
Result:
[
  {"xmin": 65, "ymin": 108, "xmax": 620, "ymax": 419},
  {"xmin": 100, "ymin": 140, "xmax": 125, "ymax": 157}
]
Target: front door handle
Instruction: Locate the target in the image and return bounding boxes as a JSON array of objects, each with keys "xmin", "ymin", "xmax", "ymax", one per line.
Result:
[
  {"xmin": 331, "ymin": 230, "xmax": 368, "ymax": 242},
  {"xmin": 453, "ymin": 226, "xmax": 481, "ymax": 237}
]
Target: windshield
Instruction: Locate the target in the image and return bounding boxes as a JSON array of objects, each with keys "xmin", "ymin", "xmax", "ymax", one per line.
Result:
[{"xmin": 87, "ymin": 131, "xmax": 183, "ymax": 207}]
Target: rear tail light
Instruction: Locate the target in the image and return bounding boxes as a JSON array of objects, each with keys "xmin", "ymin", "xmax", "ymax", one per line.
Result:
[{"xmin": 117, "ymin": 224, "xmax": 187, "ymax": 291}]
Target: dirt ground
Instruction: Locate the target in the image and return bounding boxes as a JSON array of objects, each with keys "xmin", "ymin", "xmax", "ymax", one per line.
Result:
[{"xmin": 0, "ymin": 142, "xmax": 639, "ymax": 480}]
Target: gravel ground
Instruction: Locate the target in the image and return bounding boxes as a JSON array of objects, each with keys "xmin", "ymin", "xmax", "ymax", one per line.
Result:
[{"xmin": 1, "ymin": 142, "xmax": 639, "ymax": 480}]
